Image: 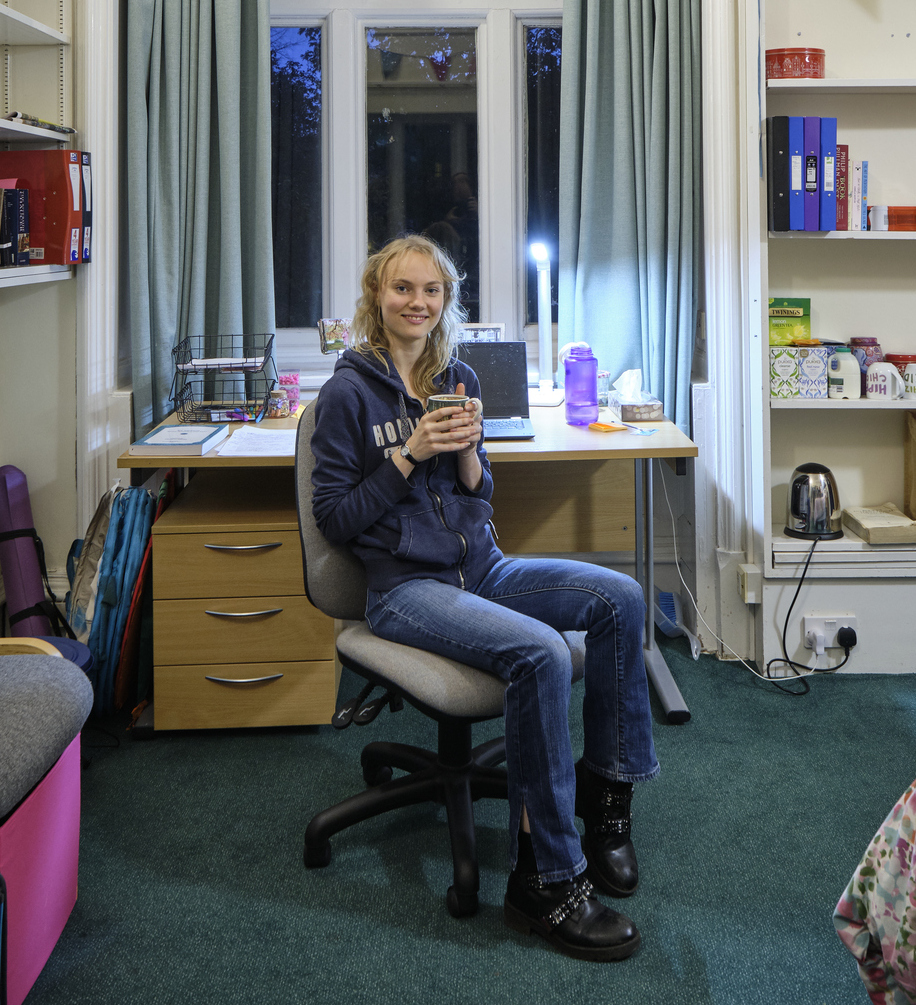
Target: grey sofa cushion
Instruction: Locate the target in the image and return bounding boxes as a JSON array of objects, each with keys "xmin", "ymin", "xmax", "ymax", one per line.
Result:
[{"xmin": 0, "ymin": 655, "xmax": 94, "ymax": 818}]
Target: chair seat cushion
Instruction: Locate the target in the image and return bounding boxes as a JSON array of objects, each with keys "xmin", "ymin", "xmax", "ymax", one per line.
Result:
[
  {"xmin": 0, "ymin": 655, "xmax": 93, "ymax": 818},
  {"xmin": 336, "ymin": 622, "xmax": 586, "ymax": 721}
]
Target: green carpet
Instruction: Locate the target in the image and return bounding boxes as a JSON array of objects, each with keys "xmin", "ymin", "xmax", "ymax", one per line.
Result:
[{"xmin": 27, "ymin": 636, "xmax": 914, "ymax": 1004}]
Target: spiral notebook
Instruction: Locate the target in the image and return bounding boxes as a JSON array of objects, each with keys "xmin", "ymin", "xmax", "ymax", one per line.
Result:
[{"xmin": 456, "ymin": 341, "xmax": 535, "ymax": 440}]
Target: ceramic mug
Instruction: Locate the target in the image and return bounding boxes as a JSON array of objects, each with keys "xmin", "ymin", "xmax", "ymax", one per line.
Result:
[
  {"xmin": 865, "ymin": 361, "xmax": 905, "ymax": 400},
  {"xmin": 904, "ymin": 363, "xmax": 916, "ymax": 399}
]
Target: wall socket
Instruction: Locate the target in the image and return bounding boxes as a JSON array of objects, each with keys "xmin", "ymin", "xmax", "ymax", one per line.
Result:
[
  {"xmin": 802, "ymin": 615, "xmax": 857, "ymax": 649},
  {"xmin": 737, "ymin": 564, "xmax": 761, "ymax": 604}
]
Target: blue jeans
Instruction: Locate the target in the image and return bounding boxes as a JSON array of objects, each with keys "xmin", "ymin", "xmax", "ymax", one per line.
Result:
[{"xmin": 365, "ymin": 557, "xmax": 659, "ymax": 883}]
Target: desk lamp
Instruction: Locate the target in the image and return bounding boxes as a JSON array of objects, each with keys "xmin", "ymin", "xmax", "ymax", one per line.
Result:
[{"xmin": 527, "ymin": 242, "xmax": 564, "ymax": 406}]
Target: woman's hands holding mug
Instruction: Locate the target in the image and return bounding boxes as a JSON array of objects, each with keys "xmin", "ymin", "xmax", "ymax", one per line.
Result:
[{"xmin": 406, "ymin": 383, "xmax": 482, "ymax": 462}]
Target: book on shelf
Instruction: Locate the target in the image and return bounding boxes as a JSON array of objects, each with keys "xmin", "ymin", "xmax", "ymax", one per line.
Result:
[
  {"xmin": 0, "ymin": 149, "xmax": 83, "ymax": 265},
  {"xmin": 766, "ymin": 117, "xmax": 790, "ymax": 231},
  {"xmin": 803, "ymin": 117, "xmax": 820, "ymax": 232},
  {"xmin": 128, "ymin": 423, "xmax": 230, "ymax": 456},
  {"xmin": 842, "ymin": 503, "xmax": 916, "ymax": 544},
  {"xmin": 849, "ymin": 161, "xmax": 863, "ymax": 232},
  {"xmin": 2, "ymin": 112, "xmax": 76, "ymax": 135},
  {"xmin": 788, "ymin": 116, "xmax": 804, "ymax": 231},
  {"xmin": 835, "ymin": 144, "xmax": 848, "ymax": 231},
  {"xmin": 818, "ymin": 117, "xmax": 837, "ymax": 231},
  {"xmin": 80, "ymin": 152, "xmax": 92, "ymax": 263},
  {"xmin": 0, "ymin": 189, "xmax": 29, "ymax": 267},
  {"xmin": 860, "ymin": 161, "xmax": 869, "ymax": 231}
]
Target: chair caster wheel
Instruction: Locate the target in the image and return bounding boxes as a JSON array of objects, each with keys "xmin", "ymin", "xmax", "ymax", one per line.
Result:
[
  {"xmin": 304, "ymin": 838, "xmax": 331, "ymax": 868},
  {"xmin": 362, "ymin": 763, "xmax": 392, "ymax": 786},
  {"xmin": 446, "ymin": 885, "xmax": 478, "ymax": 918}
]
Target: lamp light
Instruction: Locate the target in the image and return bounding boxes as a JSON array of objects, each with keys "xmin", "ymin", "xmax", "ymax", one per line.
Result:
[{"xmin": 527, "ymin": 242, "xmax": 564, "ymax": 406}]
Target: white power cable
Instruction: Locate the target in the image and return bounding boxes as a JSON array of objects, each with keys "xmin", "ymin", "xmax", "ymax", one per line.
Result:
[{"xmin": 655, "ymin": 459, "xmax": 818, "ymax": 687}]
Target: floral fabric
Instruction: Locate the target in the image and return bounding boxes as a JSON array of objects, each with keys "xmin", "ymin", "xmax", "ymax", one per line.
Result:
[{"xmin": 834, "ymin": 779, "xmax": 916, "ymax": 1004}]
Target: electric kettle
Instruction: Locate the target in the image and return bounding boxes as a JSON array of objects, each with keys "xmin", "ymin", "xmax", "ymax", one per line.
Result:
[{"xmin": 784, "ymin": 462, "xmax": 843, "ymax": 540}]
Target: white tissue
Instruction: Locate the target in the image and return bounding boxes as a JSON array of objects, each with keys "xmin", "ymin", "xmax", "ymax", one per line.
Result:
[{"xmin": 613, "ymin": 369, "xmax": 651, "ymax": 403}]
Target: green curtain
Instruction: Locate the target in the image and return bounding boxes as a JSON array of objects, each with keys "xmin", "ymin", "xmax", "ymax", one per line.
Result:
[
  {"xmin": 558, "ymin": 0, "xmax": 701, "ymax": 432},
  {"xmin": 125, "ymin": 0, "xmax": 276, "ymax": 433}
]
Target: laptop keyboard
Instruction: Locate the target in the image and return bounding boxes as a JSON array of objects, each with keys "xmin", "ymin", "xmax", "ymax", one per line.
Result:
[{"xmin": 484, "ymin": 419, "xmax": 527, "ymax": 431}]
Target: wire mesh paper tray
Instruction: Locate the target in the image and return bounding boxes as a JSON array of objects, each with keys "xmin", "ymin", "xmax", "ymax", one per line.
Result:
[
  {"xmin": 173, "ymin": 374, "xmax": 275, "ymax": 423},
  {"xmin": 172, "ymin": 334, "xmax": 276, "ymax": 376}
]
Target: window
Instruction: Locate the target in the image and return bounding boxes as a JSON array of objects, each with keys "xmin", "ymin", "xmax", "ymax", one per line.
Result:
[
  {"xmin": 525, "ymin": 26, "xmax": 561, "ymax": 324},
  {"xmin": 270, "ymin": 3, "xmax": 560, "ymax": 387},
  {"xmin": 271, "ymin": 26, "xmax": 322, "ymax": 330},
  {"xmin": 366, "ymin": 28, "xmax": 480, "ymax": 320}
]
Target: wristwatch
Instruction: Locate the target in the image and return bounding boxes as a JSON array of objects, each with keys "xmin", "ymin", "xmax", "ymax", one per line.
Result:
[{"xmin": 399, "ymin": 444, "xmax": 420, "ymax": 466}]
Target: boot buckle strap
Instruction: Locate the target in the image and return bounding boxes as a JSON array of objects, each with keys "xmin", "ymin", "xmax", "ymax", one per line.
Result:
[{"xmin": 543, "ymin": 878, "xmax": 595, "ymax": 929}]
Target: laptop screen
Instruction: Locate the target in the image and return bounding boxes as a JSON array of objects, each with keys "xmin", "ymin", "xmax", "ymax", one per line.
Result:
[{"xmin": 456, "ymin": 341, "xmax": 530, "ymax": 418}]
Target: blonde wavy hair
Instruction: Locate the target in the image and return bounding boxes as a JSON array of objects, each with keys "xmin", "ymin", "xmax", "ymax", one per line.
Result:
[{"xmin": 350, "ymin": 235, "xmax": 466, "ymax": 401}]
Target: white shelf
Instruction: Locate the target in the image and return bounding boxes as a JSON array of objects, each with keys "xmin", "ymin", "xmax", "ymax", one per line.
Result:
[
  {"xmin": 0, "ymin": 119, "xmax": 72, "ymax": 144},
  {"xmin": 767, "ymin": 78, "xmax": 916, "ymax": 95},
  {"xmin": 0, "ymin": 264, "xmax": 73, "ymax": 288},
  {"xmin": 769, "ymin": 231, "xmax": 916, "ymax": 240},
  {"xmin": 0, "ymin": 6, "xmax": 69, "ymax": 46},
  {"xmin": 771, "ymin": 398, "xmax": 916, "ymax": 409},
  {"xmin": 770, "ymin": 525, "xmax": 916, "ymax": 579}
]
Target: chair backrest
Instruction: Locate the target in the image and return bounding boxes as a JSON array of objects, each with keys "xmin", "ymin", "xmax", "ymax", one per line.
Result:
[{"xmin": 295, "ymin": 400, "xmax": 369, "ymax": 621}]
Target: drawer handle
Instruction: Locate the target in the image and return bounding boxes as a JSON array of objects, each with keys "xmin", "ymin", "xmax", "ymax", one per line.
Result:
[
  {"xmin": 204, "ymin": 542, "xmax": 283, "ymax": 552},
  {"xmin": 204, "ymin": 608, "xmax": 283, "ymax": 619},
  {"xmin": 204, "ymin": 673, "xmax": 284, "ymax": 685}
]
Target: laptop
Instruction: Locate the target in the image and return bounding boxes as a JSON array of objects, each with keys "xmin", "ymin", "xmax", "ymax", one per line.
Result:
[{"xmin": 456, "ymin": 341, "xmax": 535, "ymax": 440}]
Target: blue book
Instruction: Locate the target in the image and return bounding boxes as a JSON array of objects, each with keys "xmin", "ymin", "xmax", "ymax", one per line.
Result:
[
  {"xmin": 803, "ymin": 117, "xmax": 820, "ymax": 231},
  {"xmin": 128, "ymin": 423, "xmax": 230, "ymax": 456},
  {"xmin": 818, "ymin": 117, "xmax": 837, "ymax": 231},
  {"xmin": 788, "ymin": 116, "xmax": 804, "ymax": 230},
  {"xmin": 861, "ymin": 160, "xmax": 869, "ymax": 230}
]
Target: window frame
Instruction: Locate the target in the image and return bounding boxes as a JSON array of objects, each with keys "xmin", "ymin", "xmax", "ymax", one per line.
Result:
[{"xmin": 271, "ymin": 1, "xmax": 561, "ymax": 389}]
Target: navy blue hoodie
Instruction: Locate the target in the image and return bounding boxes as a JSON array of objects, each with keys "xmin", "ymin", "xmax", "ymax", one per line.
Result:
[{"xmin": 311, "ymin": 348, "xmax": 504, "ymax": 593}]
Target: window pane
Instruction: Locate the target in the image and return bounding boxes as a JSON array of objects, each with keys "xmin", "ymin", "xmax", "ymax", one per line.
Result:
[
  {"xmin": 526, "ymin": 26, "xmax": 561, "ymax": 324},
  {"xmin": 271, "ymin": 26, "xmax": 322, "ymax": 329},
  {"xmin": 366, "ymin": 29, "xmax": 479, "ymax": 322}
]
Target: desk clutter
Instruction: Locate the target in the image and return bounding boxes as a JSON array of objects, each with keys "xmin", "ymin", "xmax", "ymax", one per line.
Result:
[{"xmin": 170, "ymin": 333, "xmax": 279, "ymax": 422}]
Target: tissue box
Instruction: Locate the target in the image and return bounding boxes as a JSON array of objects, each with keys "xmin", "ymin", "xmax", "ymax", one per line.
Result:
[{"xmin": 606, "ymin": 394, "xmax": 664, "ymax": 422}]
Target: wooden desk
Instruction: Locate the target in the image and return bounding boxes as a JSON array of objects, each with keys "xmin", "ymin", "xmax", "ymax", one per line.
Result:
[{"xmin": 119, "ymin": 406, "xmax": 698, "ymax": 727}]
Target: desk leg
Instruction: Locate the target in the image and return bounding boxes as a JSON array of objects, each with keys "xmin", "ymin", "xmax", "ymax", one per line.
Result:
[{"xmin": 635, "ymin": 458, "xmax": 690, "ymax": 725}]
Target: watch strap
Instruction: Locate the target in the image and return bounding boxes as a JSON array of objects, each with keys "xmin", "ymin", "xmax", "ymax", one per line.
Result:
[{"xmin": 400, "ymin": 445, "xmax": 420, "ymax": 466}]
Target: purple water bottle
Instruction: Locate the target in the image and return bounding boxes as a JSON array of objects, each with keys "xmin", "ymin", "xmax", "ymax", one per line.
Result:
[{"xmin": 564, "ymin": 344, "xmax": 599, "ymax": 425}]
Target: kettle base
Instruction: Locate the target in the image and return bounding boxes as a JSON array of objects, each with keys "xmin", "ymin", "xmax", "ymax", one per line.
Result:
[{"xmin": 784, "ymin": 526, "xmax": 844, "ymax": 541}]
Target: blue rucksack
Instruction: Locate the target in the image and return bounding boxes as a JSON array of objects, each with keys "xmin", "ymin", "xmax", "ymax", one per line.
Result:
[{"xmin": 67, "ymin": 483, "xmax": 156, "ymax": 713}]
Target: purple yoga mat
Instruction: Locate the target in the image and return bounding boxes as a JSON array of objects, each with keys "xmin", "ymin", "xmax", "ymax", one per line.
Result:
[{"xmin": 0, "ymin": 465, "xmax": 53, "ymax": 636}]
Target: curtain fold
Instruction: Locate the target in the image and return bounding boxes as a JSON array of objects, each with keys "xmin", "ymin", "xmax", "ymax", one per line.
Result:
[
  {"xmin": 126, "ymin": 0, "xmax": 276, "ymax": 433},
  {"xmin": 558, "ymin": 0, "xmax": 701, "ymax": 432}
]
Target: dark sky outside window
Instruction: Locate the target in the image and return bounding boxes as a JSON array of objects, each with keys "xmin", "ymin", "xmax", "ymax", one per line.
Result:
[
  {"xmin": 526, "ymin": 26, "xmax": 561, "ymax": 324},
  {"xmin": 366, "ymin": 29, "xmax": 480, "ymax": 322},
  {"xmin": 271, "ymin": 27, "xmax": 322, "ymax": 329}
]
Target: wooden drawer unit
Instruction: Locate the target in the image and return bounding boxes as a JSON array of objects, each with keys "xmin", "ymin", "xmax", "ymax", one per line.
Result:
[{"xmin": 151, "ymin": 468, "xmax": 338, "ymax": 729}]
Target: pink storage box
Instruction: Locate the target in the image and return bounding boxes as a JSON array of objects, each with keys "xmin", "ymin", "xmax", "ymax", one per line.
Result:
[{"xmin": 1, "ymin": 735, "xmax": 82, "ymax": 1005}]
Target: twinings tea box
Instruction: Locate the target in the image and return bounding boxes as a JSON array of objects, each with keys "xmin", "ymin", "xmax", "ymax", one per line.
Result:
[
  {"xmin": 768, "ymin": 297, "xmax": 811, "ymax": 345},
  {"xmin": 769, "ymin": 347, "xmax": 799, "ymax": 397}
]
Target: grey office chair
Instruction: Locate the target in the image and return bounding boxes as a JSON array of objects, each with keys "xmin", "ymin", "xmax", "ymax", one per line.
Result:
[{"xmin": 295, "ymin": 399, "xmax": 585, "ymax": 918}]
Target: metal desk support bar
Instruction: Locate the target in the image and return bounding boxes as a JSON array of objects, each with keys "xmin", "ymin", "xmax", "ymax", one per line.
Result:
[{"xmin": 635, "ymin": 458, "xmax": 691, "ymax": 725}]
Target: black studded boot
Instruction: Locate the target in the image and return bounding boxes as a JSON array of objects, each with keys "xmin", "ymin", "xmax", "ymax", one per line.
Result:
[
  {"xmin": 504, "ymin": 866, "xmax": 640, "ymax": 961},
  {"xmin": 574, "ymin": 758, "xmax": 638, "ymax": 898}
]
